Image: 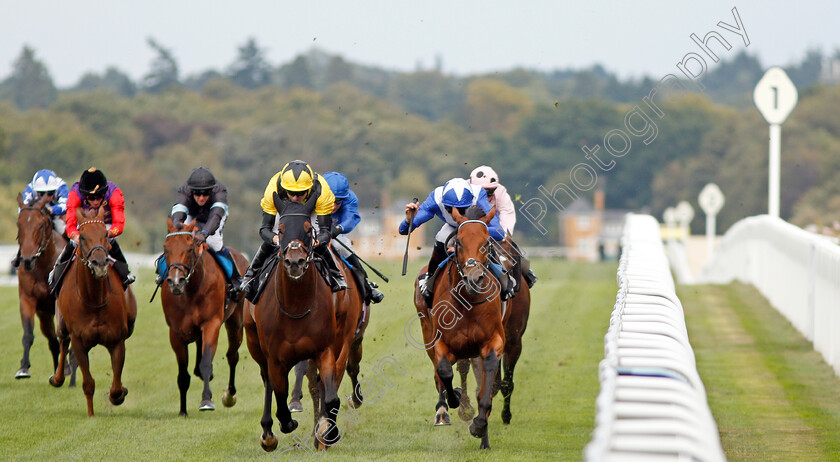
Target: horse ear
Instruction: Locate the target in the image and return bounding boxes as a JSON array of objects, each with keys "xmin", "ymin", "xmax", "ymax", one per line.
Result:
[
  {"xmin": 272, "ymin": 192, "xmax": 286, "ymax": 216},
  {"xmin": 277, "ymin": 223, "xmax": 286, "ymax": 241},
  {"xmin": 37, "ymin": 193, "xmax": 51, "ymax": 208},
  {"xmin": 481, "ymin": 206, "xmax": 496, "ymax": 225},
  {"xmin": 17, "ymin": 192, "xmax": 24, "ymax": 207},
  {"xmin": 76, "ymin": 206, "xmax": 85, "ymax": 223},
  {"xmin": 303, "ymin": 181, "xmax": 320, "ymax": 214},
  {"xmin": 94, "ymin": 206, "xmax": 105, "ymax": 220},
  {"xmin": 167, "ymin": 217, "xmax": 176, "ymax": 233},
  {"xmin": 452, "ymin": 207, "xmax": 466, "ymax": 225}
]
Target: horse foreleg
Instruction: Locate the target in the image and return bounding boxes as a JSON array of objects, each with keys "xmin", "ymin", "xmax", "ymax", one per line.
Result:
[
  {"xmin": 315, "ymin": 349, "xmax": 341, "ymax": 449},
  {"xmin": 72, "ymin": 338, "xmax": 96, "ymax": 417},
  {"xmin": 259, "ymin": 375, "xmax": 278, "ymax": 452},
  {"xmin": 198, "ymin": 319, "xmax": 221, "ymax": 411},
  {"xmin": 456, "ymin": 359, "xmax": 475, "ymax": 421},
  {"xmin": 267, "ymin": 362, "xmax": 297, "ymax": 434},
  {"xmin": 16, "ymin": 296, "xmax": 36, "ymax": 378},
  {"xmin": 347, "ymin": 336, "xmax": 364, "ymax": 408},
  {"xmin": 35, "ymin": 305, "xmax": 60, "ymax": 374},
  {"xmin": 434, "ymin": 373, "xmax": 451, "ymax": 426},
  {"xmin": 107, "ymin": 340, "xmax": 128, "ymax": 406},
  {"xmin": 307, "ymin": 362, "xmax": 320, "ymax": 433},
  {"xmin": 221, "ymin": 314, "xmax": 243, "ymax": 408},
  {"xmin": 169, "ymin": 331, "xmax": 190, "ymax": 416},
  {"xmin": 500, "ymin": 335, "xmax": 523, "ymax": 424},
  {"xmin": 48, "ymin": 312, "xmax": 70, "ymax": 387},
  {"xmin": 433, "ymin": 344, "xmax": 460, "ymax": 410},
  {"xmin": 288, "ymin": 360, "xmax": 308, "ymax": 413},
  {"xmin": 471, "ymin": 350, "xmax": 499, "ymax": 449}
]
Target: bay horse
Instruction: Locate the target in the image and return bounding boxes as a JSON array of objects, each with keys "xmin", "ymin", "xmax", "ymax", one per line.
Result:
[
  {"xmin": 288, "ymin": 241, "xmax": 370, "ymax": 421},
  {"xmin": 412, "ymin": 205, "xmax": 505, "ymax": 449},
  {"xmin": 160, "ymin": 218, "xmax": 246, "ymax": 415},
  {"xmin": 49, "ymin": 206, "xmax": 137, "ymax": 417},
  {"xmin": 244, "ymin": 197, "xmax": 360, "ymax": 452},
  {"xmin": 457, "ymin": 235, "xmax": 531, "ymax": 425},
  {"xmin": 14, "ymin": 192, "xmax": 73, "ymax": 380}
]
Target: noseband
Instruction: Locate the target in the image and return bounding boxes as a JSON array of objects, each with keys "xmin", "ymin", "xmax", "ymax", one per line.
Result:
[
  {"xmin": 163, "ymin": 231, "xmax": 204, "ymax": 285},
  {"xmin": 453, "ymin": 220, "xmax": 491, "ymax": 280},
  {"xmin": 77, "ymin": 219, "xmax": 110, "ymax": 271},
  {"xmin": 275, "ymin": 213, "xmax": 317, "ymax": 318}
]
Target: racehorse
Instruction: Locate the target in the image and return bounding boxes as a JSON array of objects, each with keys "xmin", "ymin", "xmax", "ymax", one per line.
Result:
[
  {"xmin": 14, "ymin": 192, "xmax": 67, "ymax": 379},
  {"xmin": 244, "ymin": 197, "xmax": 361, "ymax": 452},
  {"xmin": 288, "ymin": 242, "xmax": 370, "ymax": 420},
  {"xmin": 49, "ymin": 206, "xmax": 137, "ymax": 417},
  {"xmin": 456, "ymin": 235, "xmax": 531, "ymax": 425},
  {"xmin": 159, "ymin": 218, "xmax": 246, "ymax": 415},
  {"xmin": 413, "ymin": 205, "xmax": 505, "ymax": 449}
]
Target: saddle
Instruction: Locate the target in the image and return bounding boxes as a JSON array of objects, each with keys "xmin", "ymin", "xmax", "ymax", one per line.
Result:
[{"xmin": 246, "ymin": 254, "xmax": 334, "ymax": 304}]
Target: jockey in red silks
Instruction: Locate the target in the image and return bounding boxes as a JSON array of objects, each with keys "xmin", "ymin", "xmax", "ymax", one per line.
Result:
[{"xmin": 49, "ymin": 167, "xmax": 135, "ymax": 293}]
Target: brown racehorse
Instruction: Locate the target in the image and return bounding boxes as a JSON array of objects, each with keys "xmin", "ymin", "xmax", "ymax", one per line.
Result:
[
  {"xmin": 14, "ymin": 192, "xmax": 68, "ymax": 379},
  {"xmin": 289, "ymin": 242, "xmax": 369, "ymax": 425},
  {"xmin": 160, "ymin": 218, "xmax": 246, "ymax": 415},
  {"xmin": 412, "ymin": 205, "xmax": 505, "ymax": 450},
  {"xmin": 244, "ymin": 198, "xmax": 358, "ymax": 452},
  {"xmin": 456, "ymin": 235, "xmax": 531, "ymax": 425},
  {"xmin": 49, "ymin": 206, "xmax": 137, "ymax": 417}
]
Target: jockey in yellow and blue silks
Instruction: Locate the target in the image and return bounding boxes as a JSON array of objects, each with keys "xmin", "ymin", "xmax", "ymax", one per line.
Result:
[
  {"xmin": 239, "ymin": 160, "xmax": 346, "ymax": 298},
  {"xmin": 323, "ymin": 171, "xmax": 384, "ymax": 305},
  {"xmin": 400, "ymin": 177, "xmax": 505, "ymax": 301}
]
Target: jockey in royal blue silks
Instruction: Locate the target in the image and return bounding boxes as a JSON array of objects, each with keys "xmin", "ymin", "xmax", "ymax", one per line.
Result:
[
  {"xmin": 323, "ymin": 172, "xmax": 384, "ymax": 305},
  {"xmin": 399, "ymin": 177, "xmax": 509, "ymax": 303},
  {"xmin": 155, "ymin": 167, "xmax": 242, "ymax": 299},
  {"xmin": 13, "ymin": 169, "xmax": 70, "ymax": 268}
]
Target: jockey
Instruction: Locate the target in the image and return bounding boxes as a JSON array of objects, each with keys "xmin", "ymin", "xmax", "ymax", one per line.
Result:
[
  {"xmin": 240, "ymin": 160, "xmax": 347, "ymax": 297},
  {"xmin": 323, "ymin": 171, "xmax": 384, "ymax": 304},
  {"xmin": 12, "ymin": 169, "xmax": 69, "ymax": 268},
  {"xmin": 49, "ymin": 167, "xmax": 135, "ymax": 293},
  {"xmin": 157, "ymin": 167, "xmax": 242, "ymax": 298},
  {"xmin": 400, "ymin": 177, "xmax": 506, "ymax": 302},
  {"xmin": 469, "ymin": 165, "xmax": 537, "ymax": 288}
]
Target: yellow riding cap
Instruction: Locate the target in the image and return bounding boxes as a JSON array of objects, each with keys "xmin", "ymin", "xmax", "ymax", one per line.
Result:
[
  {"xmin": 260, "ymin": 166, "xmax": 335, "ymax": 216},
  {"xmin": 279, "ymin": 161, "xmax": 314, "ymax": 191}
]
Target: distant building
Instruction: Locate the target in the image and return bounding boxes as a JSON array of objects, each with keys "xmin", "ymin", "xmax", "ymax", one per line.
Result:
[
  {"xmin": 348, "ymin": 197, "xmax": 427, "ymax": 261},
  {"xmin": 557, "ymin": 190, "xmax": 626, "ymax": 262}
]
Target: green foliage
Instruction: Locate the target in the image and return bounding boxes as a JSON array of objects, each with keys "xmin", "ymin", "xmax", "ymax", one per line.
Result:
[
  {"xmin": 1, "ymin": 45, "xmax": 57, "ymax": 110},
  {"xmin": 71, "ymin": 67, "xmax": 137, "ymax": 97},
  {"xmin": 226, "ymin": 37, "xmax": 272, "ymax": 89},
  {"xmin": 142, "ymin": 38, "xmax": 180, "ymax": 94}
]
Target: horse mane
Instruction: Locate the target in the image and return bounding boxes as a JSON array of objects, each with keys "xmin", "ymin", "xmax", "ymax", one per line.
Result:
[{"xmin": 464, "ymin": 205, "xmax": 486, "ymax": 220}]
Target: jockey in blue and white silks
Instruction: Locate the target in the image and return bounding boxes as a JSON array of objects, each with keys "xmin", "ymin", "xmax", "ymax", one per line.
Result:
[{"xmin": 21, "ymin": 169, "xmax": 69, "ymax": 235}]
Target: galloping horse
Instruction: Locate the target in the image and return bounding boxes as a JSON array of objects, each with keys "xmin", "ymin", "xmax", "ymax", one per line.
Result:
[
  {"xmin": 14, "ymin": 192, "xmax": 67, "ymax": 379},
  {"xmin": 413, "ymin": 205, "xmax": 505, "ymax": 449},
  {"xmin": 245, "ymin": 197, "xmax": 360, "ymax": 451},
  {"xmin": 49, "ymin": 206, "xmax": 137, "ymax": 417},
  {"xmin": 457, "ymin": 235, "xmax": 531, "ymax": 425},
  {"xmin": 159, "ymin": 218, "xmax": 246, "ymax": 415}
]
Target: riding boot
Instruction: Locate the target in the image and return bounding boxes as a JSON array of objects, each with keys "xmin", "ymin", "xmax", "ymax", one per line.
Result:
[
  {"xmin": 521, "ymin": 256, "xmax": 537, "ymax": 288},
  {"xmin": 347, "ymin": 254, "xmax": 384, "ymax": 304},
  {"xmin": 420, "ymin": 242, "xmax": 448, "ymax": 305},
  {"xmin": 316, "ymin": 246, "xmax": 347, "ymax": 292},
  {"xmin": 11, "ymin": 248, "xmax": 21, "ymax": 268},
  {"xmin": 49, "ymin": 241, "xmax": 75, "ymax": 295},
  {"xmin": 513, "ymin": 255, "xmax": 524, "ymax": 293},
  {"xmin": 109, "ymin": 239, "xmax": 135, "ymax": 288},
  {"xmin": 240, "ymin": 242, "xmax": 273, "ymax": 296},
  {"xmin": 215, "ymin": 246, "xmax": 243, "ymax": 299}
]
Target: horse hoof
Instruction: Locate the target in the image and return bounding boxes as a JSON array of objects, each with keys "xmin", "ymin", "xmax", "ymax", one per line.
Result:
[
  {"xmin": 458, "ymin": 400, "xmax": 475, "ymax": 421},
  {"xmin": 447, "ymin": 387, "xmax": 462, "ymax": 409},
  {"xmin": 315, "ymin": 417, "xmax": 341, "ymax": 447},
  {"xmin": 15, "ymin": 368, "xmax": 31, "ymax": 379},
  {"xmin": 434, "ymin": 407, "xmax": 451, "ymax": 426},
  {"xmin": 502, "ymin": 408, "xmax": 512, "ymax": 424},
  {"xmin": 349, "ymin": 394, "xmax": 363, "ymax": 409},
  {"xmin": 469, "ymin": 417, "xmax": 488, "ymax": 439},
  {"xmin": 221, "ymin": 389, "xmax": 237, "ymax": 408},
  {"xmin": 48, "ymin": 375, "xmax": 63, "ymax": 388},
  {"xmin": 199, "ymin": 400, "xmax": 216, "ymax": 411},
  {"xmin": 288, "ymin": 399, "xmax": 303, "ymax": 413},
  {"xmin": 179, "ymin": 411, "xmax": 188, "ymax": 417},
  {"xmin": 110, "ymin": 387, "xmax": 128, "ymax": 406},
  {"xmin": 260, "ymin": 433, "xmax": 278, "ymax": 452},
  {"xmin": 479, "ymin": 438, "xmax": 491, "ymax": 450},
  {"xmin": 280, "ymin": 419, "xmax": 298, "ymax": 434}
]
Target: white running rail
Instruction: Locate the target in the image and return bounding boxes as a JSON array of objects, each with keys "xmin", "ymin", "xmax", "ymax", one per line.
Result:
[
  {"xmin": 585, "ymin": 214, "xmax": 726, "ymax": 462},
  {"xmin": 701, "ymin": 214, "xmax": 840, "ymax": 376}
]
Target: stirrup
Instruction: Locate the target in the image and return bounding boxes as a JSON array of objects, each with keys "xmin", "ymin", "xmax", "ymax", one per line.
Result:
[{"xmin": 370, "ymin": 287, "xmax": 385, "ymax": 304}]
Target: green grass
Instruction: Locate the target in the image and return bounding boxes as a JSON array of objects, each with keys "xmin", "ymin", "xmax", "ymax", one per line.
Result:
[
  {"xmin": 680, "ymin": 282, "xmax": 840, "ymax": 461},
  {"xmin": 0, "ymin": 259, "xmax": 618, "ymax": 461}
]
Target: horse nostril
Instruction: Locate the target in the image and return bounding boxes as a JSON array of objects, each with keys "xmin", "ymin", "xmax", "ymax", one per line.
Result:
[
  {"xmin": 297, "ymin": 258, "xmax": 305, "ymax": 266},
  {"xmin": 284, "ymin": 259, "xmax": 292, "ymax": 267}
]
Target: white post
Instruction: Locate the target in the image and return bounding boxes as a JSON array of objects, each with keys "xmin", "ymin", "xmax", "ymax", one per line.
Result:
[
  {"xmin": 706, "ymin": 213, "xmax": 716, "ymax": 263},
  {"xmin": 768, "ymin": 123, "xmax": 781, "ymax": 218}
]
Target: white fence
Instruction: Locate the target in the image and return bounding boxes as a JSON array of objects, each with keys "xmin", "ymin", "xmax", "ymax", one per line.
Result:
[
  {"xmin": 586, "ymin": 214, "xmax": 725, "ymax": 461},
  {"xmin": 702, "ymin": 214, "xmax": 840, "ymax": 376}
]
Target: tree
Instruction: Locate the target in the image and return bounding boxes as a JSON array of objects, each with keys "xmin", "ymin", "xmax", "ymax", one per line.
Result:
[
  {"xmin": 2, "ymin": 45, "xmax": 57, "ymax": 109},
  {"xmin": 461, "ymin": 78, "xmax": 533, "ymax": 134},
  {"xmin": 283, "ymin": 56, "xmax": 313, "ymax": 89},
  {"xmin": 142, "ymin": 38, "xmax": 180, "ymax": 93},
  {"xmin": 72, "ymin": 67, "xmax": 136, "ymax": 97},
  {"xmin": 227, "ymin": 38, "xmax": 272, "ymax": 89},
  {"xmin": 325, "ymin": 56, "xmax": 353, "ymax": 87}
]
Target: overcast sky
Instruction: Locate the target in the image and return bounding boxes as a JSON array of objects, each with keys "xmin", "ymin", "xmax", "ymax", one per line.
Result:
[{"xmin": 1, "ymin": 1, "xmax": 837, "ymax": 87}]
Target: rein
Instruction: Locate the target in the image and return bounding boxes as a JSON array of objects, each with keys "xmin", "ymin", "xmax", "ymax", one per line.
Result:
[
  {"xmin": 273, "ymin": 216, "xmax": 318, "ymax": 319},
  {"xmin": 162, "ymin": 231, "xmax": 205, "ymax": 288},
  {"xmin": 450, "ymin": 219, "xmax": 497, "ymax": 306},
  {"xmin": 74, "ymin": 219, "xmax": 112, "ymax": 309}
]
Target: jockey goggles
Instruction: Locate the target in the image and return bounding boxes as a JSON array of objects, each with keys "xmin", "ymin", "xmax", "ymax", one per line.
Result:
[{"xmin": 192, "ymin": 188, "xmax": 212, "ymax": 197}]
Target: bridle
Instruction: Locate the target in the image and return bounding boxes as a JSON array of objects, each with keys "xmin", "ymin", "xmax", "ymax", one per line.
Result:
[
  {"xmin": 18, "ymin": 205, "xmax": 53, "ymax": 262},
  {"xmin": 274, "ymin": 213, "xmax": 317, "ymax": 318},
  {"xmin": 163, "ymin": 231, "xmax": 205, "ymax": 287},
  {"xmin": 74, "ymin": 218, "xmax": 111, "ymax": 309},
  {"xmin": 450, "ymin": 219, "xmax": 497, "ymax": 305}
]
